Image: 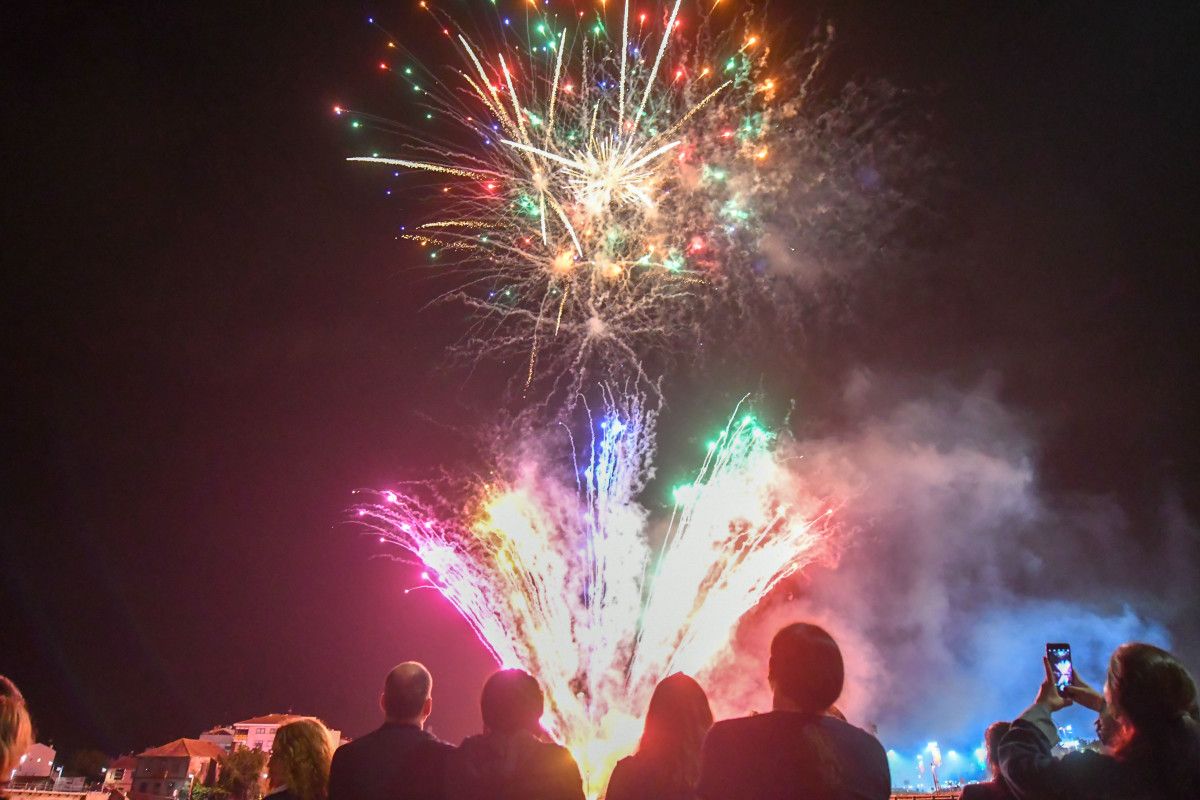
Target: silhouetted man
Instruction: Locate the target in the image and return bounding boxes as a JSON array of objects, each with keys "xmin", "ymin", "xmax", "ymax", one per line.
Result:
[
  {"xmin": 448, "ymin": 669, "xmax": 584, "ymax": 800},
  {"xmin": 329, "ymin": 662, "xmax": 452, "ymax": 800},
  {"xmin": 696, "ymin": 623, "xmax": 890, "ymax": 800}
]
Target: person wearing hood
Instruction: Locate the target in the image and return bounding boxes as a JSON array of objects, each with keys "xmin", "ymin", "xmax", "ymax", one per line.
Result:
[{"xmin": 448, "ymin": 669, "xmax": 584, "ymax": 800}]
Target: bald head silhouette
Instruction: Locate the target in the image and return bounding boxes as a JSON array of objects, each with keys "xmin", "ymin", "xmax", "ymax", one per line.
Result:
[{"xmin": 380, "ymin": 661, "xmax": 434, "ymax": 726}]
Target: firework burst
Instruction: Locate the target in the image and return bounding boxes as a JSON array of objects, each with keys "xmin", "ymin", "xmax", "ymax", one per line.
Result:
[
  {"xmin": 339, "ymin": 2, "xmax": 917, "ymax": 398},
  {"xmin": 354, "ymin": 393, "xmax": 838, "ymax": 795}
]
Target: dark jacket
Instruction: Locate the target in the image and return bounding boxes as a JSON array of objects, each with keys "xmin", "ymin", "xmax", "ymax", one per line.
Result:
[
  {"xmin": 446, "ymin": 731, "xmax": 584, "ymax": 800},
  {"xmin": 606, "ymin": 753, "xmax": 696, "ymax": 800},
  {"xmin": 328, "ymin": 722, "xmax": 452, "ymax": 800},
  {"xmin": 696, "ymin": 711, "xmax": 890, "ymax": 800},
  {"xmin": 999, "ymin": 703, "xmax": 1200, "ymax": 800}
]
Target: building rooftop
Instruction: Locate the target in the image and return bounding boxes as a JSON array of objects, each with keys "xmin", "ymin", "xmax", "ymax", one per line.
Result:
[
  {"xmin": 137, "ymin": 739, "xmax": 225, "ymax": 759},
  {"xmin": 233, "ymin": 714, "xmax": 298, "ymax": 727},
  {"xmin": 110, "ymin": 756, "xmax": 139, "ymax": 770}
]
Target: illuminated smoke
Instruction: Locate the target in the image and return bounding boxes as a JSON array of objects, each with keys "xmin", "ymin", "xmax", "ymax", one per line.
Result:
[{"xmin": 707, "ymin": 376, "xmax": 1191, "ymax": 786}]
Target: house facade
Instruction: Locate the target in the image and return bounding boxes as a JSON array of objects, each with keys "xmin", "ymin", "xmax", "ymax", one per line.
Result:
[
  {"xmin": 231, "ymin": 715, "xmax": 296, "ymax": 753},
  {"xmin": 196, "ymin": 728, "xmax": 235, "ymax": 753},
  {"xmin": 132, "ymin": 739, "xmax": 222, "ymax": 800},
  {"xmin": 13, "ymin": 742, "xmax": 56, "ymax": 779},
  {"xmin": 231, "ymin": 715, "xmax": 342, "ymax": 754},
  {"xmin": 103, "ymin": 755, "xmax": 138, "ymax": 795}
]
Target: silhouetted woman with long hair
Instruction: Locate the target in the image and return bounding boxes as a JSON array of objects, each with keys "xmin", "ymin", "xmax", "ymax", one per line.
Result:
[
  {"xmin": 267, "ymin": 718, "xmax": 336, "ymax": 800},
  {"xmin": 606, "ymin": 673, "xmax": 714, "ymax": 800},
  {"xmin": 1, "ymin": 676, "xmax": 34, "ymax": 799},
  {"xmin": 1000, "ymin": 642, "xmax": 1200, "ymax": 799},
  {"xmin": 960, "ymin": 721, "xmax": 1013, "ymax": 800}
]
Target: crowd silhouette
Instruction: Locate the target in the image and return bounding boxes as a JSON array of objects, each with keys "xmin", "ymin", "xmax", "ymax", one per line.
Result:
[{"xmin": 4, "ymin": 625, "xmax": 1199, "ymax": 799}]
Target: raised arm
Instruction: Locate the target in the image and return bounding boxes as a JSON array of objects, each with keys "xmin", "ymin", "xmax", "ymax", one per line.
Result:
[{"xmin": 999, "ymin": 659, "xmax": 1111, "ymax": 800}]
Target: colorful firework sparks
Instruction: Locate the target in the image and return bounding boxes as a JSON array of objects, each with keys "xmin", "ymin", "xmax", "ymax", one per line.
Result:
[
  {"xmin": 338, "ymin": 1, "xmax": 909, "ymax": 397},
  {"xmin": 353, "ymin": 394, "xmax": 837, "ymax": 795}
]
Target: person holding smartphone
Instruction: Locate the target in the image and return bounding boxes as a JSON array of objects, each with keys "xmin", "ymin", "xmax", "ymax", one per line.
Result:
[{"xmin": 998, "ymin": 643, "xmax": 1200, "ymax": 799}]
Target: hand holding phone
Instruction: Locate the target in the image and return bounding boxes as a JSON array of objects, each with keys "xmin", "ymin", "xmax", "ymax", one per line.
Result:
[
  {"xmin": 1063, "ymin": 674, "xmax": 1105, "ymax": 712},
  {"xmin": 1047, "ymin": 643, "xmax": 1073, "ymax": 692}
]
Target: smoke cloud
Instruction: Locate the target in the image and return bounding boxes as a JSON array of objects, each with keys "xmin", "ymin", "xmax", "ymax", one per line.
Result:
[{"xmin": 704, "ymin": 371, "xmax": 1197, "ymax": 780}]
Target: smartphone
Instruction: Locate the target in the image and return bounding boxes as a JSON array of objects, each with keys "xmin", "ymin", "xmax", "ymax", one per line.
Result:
[{"xmin": 1047, "ymin": 642, "xmax": 1073, "ymax": 692}]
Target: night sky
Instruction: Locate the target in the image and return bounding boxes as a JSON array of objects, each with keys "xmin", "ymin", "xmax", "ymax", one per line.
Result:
[{"xmin": 4, "ymin": 1, "xmax": 1199, "ymax": 762}]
